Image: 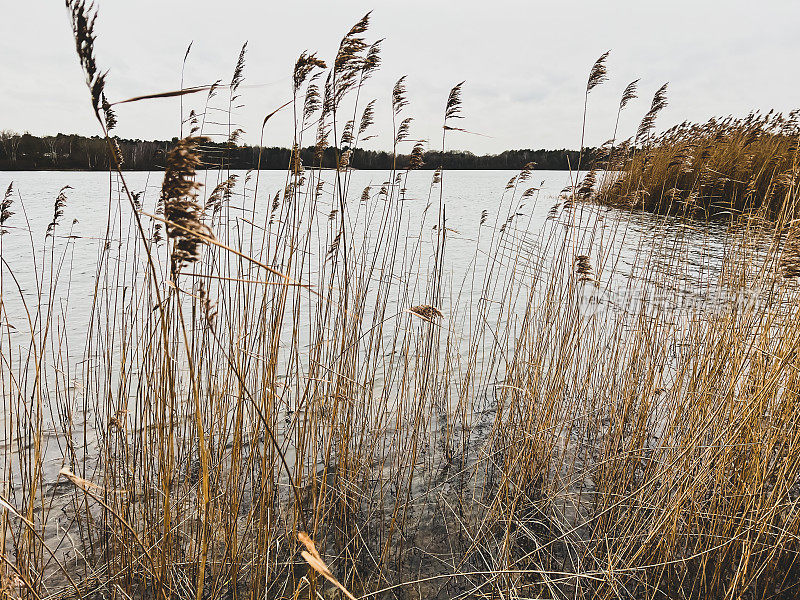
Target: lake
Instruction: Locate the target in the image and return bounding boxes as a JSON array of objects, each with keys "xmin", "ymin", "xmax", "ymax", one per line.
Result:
[{"xmin": 0, "ymin": 168, "xmax": 738, "ymax": 352}]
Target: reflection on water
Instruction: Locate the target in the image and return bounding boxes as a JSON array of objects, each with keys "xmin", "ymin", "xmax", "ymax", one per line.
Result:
[{"xmin": 0, "ymin": 168, "xmax": 768, "ymax": 349}]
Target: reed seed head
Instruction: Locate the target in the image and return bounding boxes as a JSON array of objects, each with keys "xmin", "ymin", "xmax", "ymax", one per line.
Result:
[{"xmin": 161, "ymin": 136, "xmax": 212, "ymax": 273}]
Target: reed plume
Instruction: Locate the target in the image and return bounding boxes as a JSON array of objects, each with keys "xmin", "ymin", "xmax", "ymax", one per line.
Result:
[
  {"xmin": 408, "ymin": 142, "xmax": 425, "ymax": 169},
  {"xmin": 65, "ymin": 0, "xmax": 115, "ymax": 131},
  {"xmin": 392, "ymin": 76, "xmax": 409, "ymax": 114},
  {"xmin": 361, "ymin": 39, "xmax": 383, "ymax": 81},
  {"xmin": 335, "ymin": 12, "xmax": 370, "ymax": 72},
  {"xmin": 303, "ymin": 76, "xmax": 322, "ymax": 121},
  {"xmin": 577, "ymin": 169, "xmax": 597, "ymax": 197},
  {"xmin": 609, "ymin": 78, "xmax": 639, "ymax": 148},
  {"xmin": 577, "ymin": 52, "xmax": 610, "ymax": 174},
  {"xmin": 395, "ymin": 117, "xmax": 412, "ymax": 145},
  {"xmin": 206, "ymin": 174, "xmax": 238, "ymax": 216},
  {"xmin": 65, "ymin": 1, "xmax": 101, "ymax": 113},
  {"xmin": 0, "ymin": 183, "xmax": 13, "ymax": 234},
  {"xmin": 293, "ymin": 51, "xmax": 327, "ymax": 94},
  {"xmin": 358, "ymin": 99, "xmax": 376, "ymax": 138},
  {"xmin": 408, "ymin": 304, "xmax": 444, "ymax": 321},
  {"xmin": 198, "ymin": 282, "xmax": 217, "ymax": 331},
  {"xmin": 46, "ymin": 185, "xmax": 71, "ymax": 237},
  {"xmin": 337, "ymin": 149, "xmax": 352, "ymax": 170},
  {"xmin": 332, "ymin": 12, "xmax": 371, "ymax": 106},
  {"xmin": 340, "ymin": 119, "xmax": 354, "ymax": 146},
  {"xmin": 575, "ymin": 254, "xmax": 593, "ymax": 280},
  {"xmin": 636, "ymin": 83, "xmax": 669, "ymax": 144},
  {"xmin": 619, "ymin": 78, "xmax": 639, "ymax": 110},
  {"xmin": 586, "ymin": 50, "xmax": 610, "ymax": 93},
  {"xmin": 230, "ymin": 42, "xmax": 247, "ymax": 96},
  {"xmin": 161, "ymin": 136, "xmax": 212, "ymax": 273},
  {"xmin": 444, "ymin": 80, "xmax": 465, "ymax": 122}
]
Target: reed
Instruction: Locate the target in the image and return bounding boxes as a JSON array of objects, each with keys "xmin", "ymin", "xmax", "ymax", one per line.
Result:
[
  {"xmin": 3, "ymin": 5, "xmax": 800, "ymax": 600},
  {"xmin": 595, "ymin": 108, "xmax": 800, "ymax": 219}
]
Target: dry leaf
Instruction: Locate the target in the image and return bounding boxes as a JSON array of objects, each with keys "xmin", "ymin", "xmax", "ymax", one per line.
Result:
[{"xmin": 298, "ymin": 532, "xmax": 357, "ymax": 600}]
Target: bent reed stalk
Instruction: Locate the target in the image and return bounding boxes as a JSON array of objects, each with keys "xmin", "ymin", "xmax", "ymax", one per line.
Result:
[{"xmin": 2, "ymin": 5, "xmax": 800, "ymax": 600}]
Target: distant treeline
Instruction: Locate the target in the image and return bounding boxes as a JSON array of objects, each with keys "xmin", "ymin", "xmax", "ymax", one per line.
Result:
[{"xmin": 0, "ymin": 132, "xmax": 592, "ymax": 171}]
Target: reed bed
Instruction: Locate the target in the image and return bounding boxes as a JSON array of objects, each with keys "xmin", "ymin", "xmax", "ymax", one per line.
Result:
[
  {"xmin": 594, "ymin": 108, "xmax": 800, "ymax": 219},
  {"xmin": 2, "ymin": 4, "xmax": 800, "ymax": 600}
]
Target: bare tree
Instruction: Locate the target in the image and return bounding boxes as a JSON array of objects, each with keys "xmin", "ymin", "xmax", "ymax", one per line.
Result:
[
  {"xmin": 0, "ymin": 130, "xmax": 21, "ymax": 164},
  {"xmin": 45, "ymin": 137, "xmax": 59, "ymax": 166}
]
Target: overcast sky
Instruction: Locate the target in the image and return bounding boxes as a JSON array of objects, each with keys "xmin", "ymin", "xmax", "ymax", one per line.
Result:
[{"xmin": 1, "ymin": 1, "xmax": 798, "ymax": 154}]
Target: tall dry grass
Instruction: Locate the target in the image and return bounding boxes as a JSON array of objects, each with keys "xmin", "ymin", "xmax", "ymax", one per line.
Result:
[
  {"xmin": 2, "ymin": 5, "xmax": 800, "ymax": 600},
  {"xmin": 594, "ymin": 109, "xmax": 800, "ymax": 219}
]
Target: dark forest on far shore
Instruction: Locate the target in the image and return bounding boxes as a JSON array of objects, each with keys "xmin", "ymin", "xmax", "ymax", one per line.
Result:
[{"xmin": 0, "ymin": 132, "xmax": 592, "ymax": 172}]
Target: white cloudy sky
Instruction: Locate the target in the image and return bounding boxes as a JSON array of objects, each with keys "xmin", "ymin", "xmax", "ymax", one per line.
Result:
[{"xmin": 1, "ymin": 1, "xmax": 798, "ymax": 154}]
